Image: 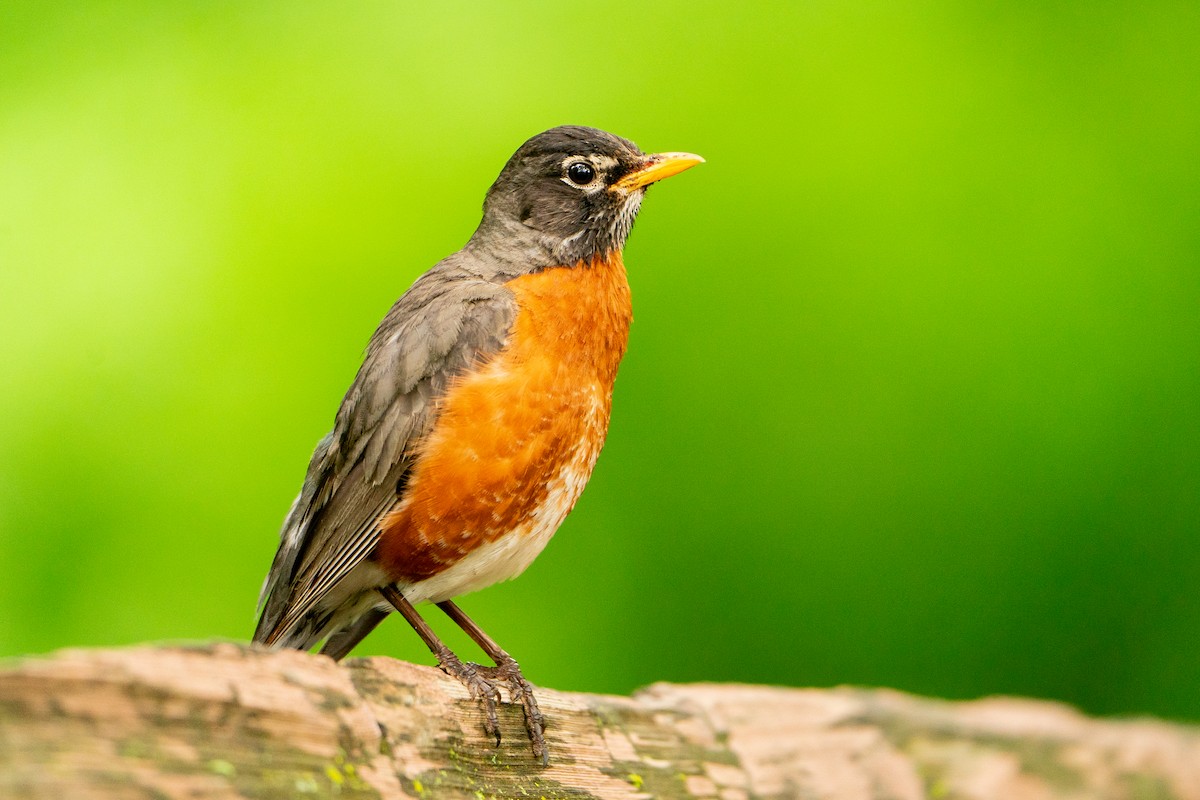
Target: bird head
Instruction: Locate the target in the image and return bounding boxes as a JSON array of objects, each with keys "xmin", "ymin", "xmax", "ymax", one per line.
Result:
[{"xmin": 471, "ymin": 125, "xmax": 703, "ymax": 268}]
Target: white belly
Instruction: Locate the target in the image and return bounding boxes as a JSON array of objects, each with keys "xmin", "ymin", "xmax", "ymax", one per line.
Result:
[{"xmin": 401, "ymin": 449, "xmax": 596, "ymax": 604}]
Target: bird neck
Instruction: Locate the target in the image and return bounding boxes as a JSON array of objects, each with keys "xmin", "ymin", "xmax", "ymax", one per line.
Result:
[{"xmin": 465, "ymin": 214, "xmax": 637, "ymax": 280}]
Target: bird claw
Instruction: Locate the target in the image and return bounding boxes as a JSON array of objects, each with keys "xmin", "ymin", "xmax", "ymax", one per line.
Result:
[
  {"xmin": 436, "ymin": 650, "xmax": 547, "ymax": 763},
  {"xmin": 436, "ymin": 653, "xmax": 502, "ymax": 745},
  {"xmin": 478, "ymin": 655, "xmax": 547, "ymax": 765}
]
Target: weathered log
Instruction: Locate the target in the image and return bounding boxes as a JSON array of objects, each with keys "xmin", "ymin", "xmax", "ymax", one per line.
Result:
[{"xmin": 1, "ymin": 642, "xmax": 1198, "ymax": 799}]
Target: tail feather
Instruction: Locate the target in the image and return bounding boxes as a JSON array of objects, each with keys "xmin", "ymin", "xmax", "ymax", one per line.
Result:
[{"xmin": 253, "ymin": 606, "xmax": 333, "ymax": 652}]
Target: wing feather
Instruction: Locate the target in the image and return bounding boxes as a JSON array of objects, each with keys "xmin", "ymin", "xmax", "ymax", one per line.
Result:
[{"xmin": 254, "ymin": 262, "xmax": 517, "ymax": 647}]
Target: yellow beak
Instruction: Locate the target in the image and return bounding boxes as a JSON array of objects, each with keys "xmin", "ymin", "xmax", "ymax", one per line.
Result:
[{"xmin": 611, "ymin": 152, "xmax": 705, "ymax": 192}]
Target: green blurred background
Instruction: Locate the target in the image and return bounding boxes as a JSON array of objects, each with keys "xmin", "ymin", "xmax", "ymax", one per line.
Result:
[{"xmin": 2, "ymin": 2, "xmax": 1198, "ymax": 722}]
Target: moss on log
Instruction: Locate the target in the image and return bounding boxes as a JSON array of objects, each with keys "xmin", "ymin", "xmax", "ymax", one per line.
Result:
[{"xmin": 1, "ymin": 643, "xmax": 1198, "ymax": 799}]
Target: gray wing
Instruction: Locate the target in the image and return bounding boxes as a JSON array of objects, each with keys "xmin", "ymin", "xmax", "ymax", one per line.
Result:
[{"xmin": 254, "ymin": 262, "xmax": 517, "ymax": 647}]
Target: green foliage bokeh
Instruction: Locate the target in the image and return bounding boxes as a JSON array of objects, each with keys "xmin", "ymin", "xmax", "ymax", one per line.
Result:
[{"xmin": 2, "ymin": 2, "xmax": 1198, "ymax": 721}]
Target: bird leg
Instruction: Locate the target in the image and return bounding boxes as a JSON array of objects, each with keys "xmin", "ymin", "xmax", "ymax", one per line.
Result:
[
  {"xmin": 378, "ymin": 586, "xmax": 535, "ymax": 758},
  {"xmin": 437, "ymin": 599, "xmax": 547, "ymax": 764}
]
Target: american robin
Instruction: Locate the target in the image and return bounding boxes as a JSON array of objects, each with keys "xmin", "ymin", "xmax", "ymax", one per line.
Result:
[{"xmin": 253, "ymin": 125, "xmax": 702, "ymax": 762}]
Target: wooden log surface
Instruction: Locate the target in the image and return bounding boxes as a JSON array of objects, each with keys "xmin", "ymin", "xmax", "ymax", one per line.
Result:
[{"xmin": 1, "ymin": 642, "xmax": 1198, "ymax": 799}]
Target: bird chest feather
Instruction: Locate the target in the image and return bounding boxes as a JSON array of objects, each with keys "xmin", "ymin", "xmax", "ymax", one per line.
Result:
[{"xmin": 376, "ymin": 253, "xmax": 633, "ymax": 591}]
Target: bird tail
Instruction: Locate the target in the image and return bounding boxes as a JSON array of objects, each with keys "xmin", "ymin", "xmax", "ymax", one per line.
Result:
[{"xmin": 254, "ymin": 582, "xmax": 390, "ymax": 661}]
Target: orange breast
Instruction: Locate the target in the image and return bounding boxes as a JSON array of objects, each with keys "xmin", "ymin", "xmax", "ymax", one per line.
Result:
[{"xmin": 374, "ymin": 252, "xmax": 633, "ymax": 583}]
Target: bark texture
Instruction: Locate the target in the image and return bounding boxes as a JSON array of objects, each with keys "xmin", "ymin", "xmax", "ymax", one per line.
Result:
[{"xmin": 1, "ymin": 642, "xmax": 1198, "ymax": 799}]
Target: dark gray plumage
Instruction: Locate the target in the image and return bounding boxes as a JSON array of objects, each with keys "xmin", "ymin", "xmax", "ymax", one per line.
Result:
[{"xmin": 469, "ymin": 126, "xmax": 649, "ymax": 268}]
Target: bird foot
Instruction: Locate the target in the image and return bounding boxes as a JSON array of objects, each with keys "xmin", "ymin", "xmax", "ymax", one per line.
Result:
[
  {"xmin": 475, "ymin": 654, "xmax": 547, "ymax": 764},
  {"xmin": 435, "ymin": 650, "xmax": 547, "ymax": 764}
]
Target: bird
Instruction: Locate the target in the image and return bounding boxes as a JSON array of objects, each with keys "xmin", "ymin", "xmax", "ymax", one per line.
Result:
[{"xmin": 252, "ymin": 125, "xmax": 702, "ymax": 762}]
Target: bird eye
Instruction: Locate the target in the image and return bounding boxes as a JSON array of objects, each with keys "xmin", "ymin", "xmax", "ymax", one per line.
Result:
[{"xmin": 565, "ymin": 161, "xmax": 596, "ymax": 186}]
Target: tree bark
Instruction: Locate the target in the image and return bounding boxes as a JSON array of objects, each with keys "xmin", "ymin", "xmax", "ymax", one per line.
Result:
[{"xmin": 1, "ymin": 643, "xmax": 1198, "ymax": 799}]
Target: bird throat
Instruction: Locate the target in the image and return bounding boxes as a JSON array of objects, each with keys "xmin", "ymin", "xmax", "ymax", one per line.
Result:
[{"xmin": 374, "ymin": 251, "xmax": 633, "ymax": 590}]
